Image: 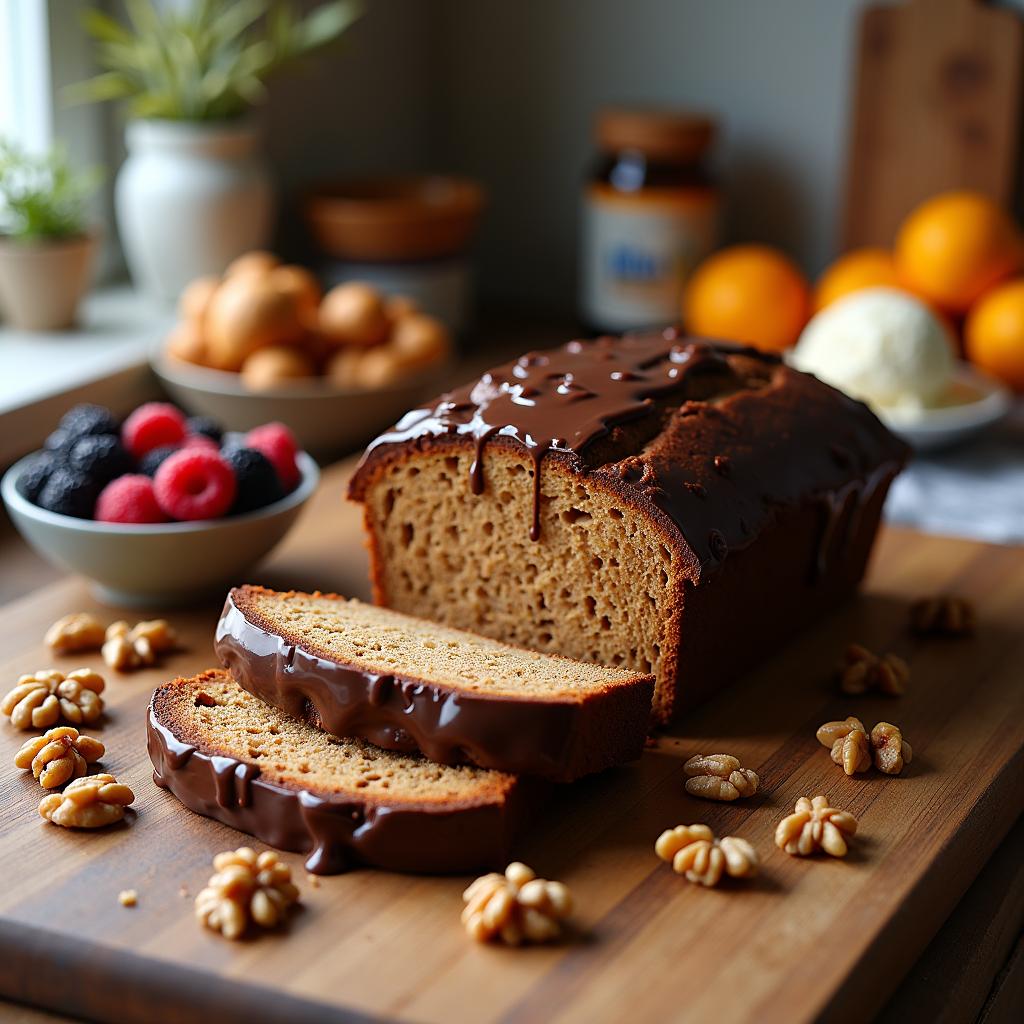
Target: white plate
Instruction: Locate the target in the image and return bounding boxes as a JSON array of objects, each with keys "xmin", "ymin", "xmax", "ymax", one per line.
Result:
[{"xmin": 877, "ymin": 363, "xmax": 1013, "ymax": 452}]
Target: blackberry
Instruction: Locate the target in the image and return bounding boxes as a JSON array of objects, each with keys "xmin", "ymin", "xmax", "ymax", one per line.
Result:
[
  {"xmin": 224, "ymin": 447, "xmax": 285, "ymax": 515},
  {"xmin": 16, "ymin": 451, "xmax": 57, "ymax": 502},
  {"xmin": 68, "ymin": 434, "xmax": 133, "ymax": 485},
  {"xmin": 138, "ymin": 445, "xmax": 181, "ymax": 477},
  {"xmin": 58, "ymin": 403, "xmax": 119, "ymax": 440},
  {"xmin": 186, "ymin": 416, "xmax": 223, "ymax": 443},
  {"xmin": 37, "ymin": 467, "xmax": 101, "ymax": 519}
]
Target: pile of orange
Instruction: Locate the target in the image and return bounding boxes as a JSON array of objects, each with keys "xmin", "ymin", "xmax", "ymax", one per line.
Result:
[{"xmin": 682, "ymin": 190, "xmax": 1024, "ymax": 392}]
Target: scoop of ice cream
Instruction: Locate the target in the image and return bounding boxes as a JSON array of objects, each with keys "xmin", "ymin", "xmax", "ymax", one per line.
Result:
[{"xmin": 791, "ymin": 287, "xmax": 955, "ymax": 413}]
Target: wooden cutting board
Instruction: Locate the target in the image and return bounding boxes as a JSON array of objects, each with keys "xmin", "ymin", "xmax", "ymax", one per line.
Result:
[
  {"xmin": 0, "ymin": 460, "xmax": 1022, "ymax": 1024},
  {"xmin": 842, "ymin": 0, "xmax": 1024, "ymax": 249}
]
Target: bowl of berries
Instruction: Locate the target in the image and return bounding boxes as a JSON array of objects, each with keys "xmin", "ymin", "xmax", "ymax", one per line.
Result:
[{"xmin": 1, "ymin": 402, "xmax": 319, "ymax": 606}]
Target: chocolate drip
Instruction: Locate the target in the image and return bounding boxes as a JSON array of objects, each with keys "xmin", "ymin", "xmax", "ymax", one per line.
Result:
[
  {"xmin": 214, "ymin": 593, "xmax": 653, "ymax": 782},
  {"xmin": 146, "ymin": 683, "xmax": 527, "ymax": 875},
  {"xmin": 363, "ymin": 332, "xmax": 740, "ymax": 542},
  {"xmin": 352, "ymin": 332, "xmax": 909, "ymax": 579}
]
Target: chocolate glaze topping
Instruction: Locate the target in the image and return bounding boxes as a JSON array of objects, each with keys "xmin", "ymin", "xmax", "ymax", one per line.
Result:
[
  {"xmin": 215, "ymin": 591, "xmax": 654, "ymax": 782},
  {"xmin": 350, "ymin": 331, "xmax": 910, "ymax": 583},
  {"xmin": 147, "ymin": 675, "xmax": 525, "ymax": 875}
]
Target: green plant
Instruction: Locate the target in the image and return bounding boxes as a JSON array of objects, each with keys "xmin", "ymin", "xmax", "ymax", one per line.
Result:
[
  {"xmin": 0, "ymin": 141, "xmax": 100, "ymax": 241},
  {"xmin": 70, "ymin": 0, "xmax": 362, "ymax": 121}
]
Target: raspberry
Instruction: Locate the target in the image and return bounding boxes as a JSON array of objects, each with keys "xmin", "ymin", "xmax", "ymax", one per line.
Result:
[
  {"xmin": 122, "ymin": 402, "xmax": 187, "ymax": 459},
  {"xmin": 37, "ymin": 468, "xmax": 101, "ymax": 519},
  {"xmin": 182, "ymin": 434, "xmax": 219, "ymax": 452},
  {"xmin": 154, "ymin": 449, "xmax": 236, "ymax": 521},
  {"xmin": 224, "ymin": 447, "xmax": 285, "ymax": 514},
  {"xmin": 186, "ymin": 416, "xmax": 223, "ymax": 443},
  {"xmin": 96, "ymin": 475, "xmax": 168, "ymax": 524},
  {"xmin": 67, "ymin": 434, "xmax": 133, "ymax": 485},
  {"xmin": 138, "ymin": 444, "xmax": 181, "ymax": 477},
  {"xmin": 246, "ymin": 422, "xmax": 301, "ymax": 490}
]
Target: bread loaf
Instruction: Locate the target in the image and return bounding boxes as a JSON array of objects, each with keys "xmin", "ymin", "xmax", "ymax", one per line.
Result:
[{"xmin": 348, "ymin": 332, "xmax": 909, "ymax": 723}]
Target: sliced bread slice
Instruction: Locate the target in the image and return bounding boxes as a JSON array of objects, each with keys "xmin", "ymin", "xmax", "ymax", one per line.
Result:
[
  {"xmin": 215, "ymin": 585, "xmax": 655, "ymax": 781},
  {"xmin": 148, "ymin": 670, "xmax": 525, "ymax": 874}
]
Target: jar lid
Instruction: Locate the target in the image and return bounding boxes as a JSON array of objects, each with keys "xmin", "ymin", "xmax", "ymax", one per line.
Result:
[{"xmin": 596, "ymin": 107, "xmax": 716, "ymax": 162}]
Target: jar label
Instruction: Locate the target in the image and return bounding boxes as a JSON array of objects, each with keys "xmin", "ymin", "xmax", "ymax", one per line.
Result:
[{"xmin": 580, "ymin": 184, "xmax": 718, "ymax": 332}]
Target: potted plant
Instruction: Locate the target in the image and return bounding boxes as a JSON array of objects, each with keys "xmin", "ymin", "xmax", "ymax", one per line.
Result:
[
  {"xmin": 73, "ymin": 0, "xmax": 361, "ymax": 303},
  {"xmin": 0, "ymin": 140, "xmax": 100, "ymax": 331}
]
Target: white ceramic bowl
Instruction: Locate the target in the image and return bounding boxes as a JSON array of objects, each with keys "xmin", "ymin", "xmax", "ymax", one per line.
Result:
[
  {"xmin": 1, "ymin": 452, "xmax": 319, "ymax": 608},
  {"xmin": 152, "ymin": 348, "xmax": 448, "ymax": 459},
  {"xmin": 877, "ymin": 363, "xmax": 1013, "ymax": 451}
]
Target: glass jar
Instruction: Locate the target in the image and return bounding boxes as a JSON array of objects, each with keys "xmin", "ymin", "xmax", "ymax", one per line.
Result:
[{"xmin": 579, "ymin": 108, "xmax": 721, "ymax": 333}]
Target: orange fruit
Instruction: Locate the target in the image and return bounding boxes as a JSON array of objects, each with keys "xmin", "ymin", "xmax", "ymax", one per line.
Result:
[
  {"xmin": 684, "ymin": 244, "xmax": 810, "ymax": 352},
  {"xmin": 814, "ymin": 248, "xmax": 903, "ymax": 311},
  {"xmin": 964, "ymin": 279, "xmax": 1024, "ymax": 392},
  {"xmin": 895, "ymin": 191, "xmax": 1021, "ymax": 314}
]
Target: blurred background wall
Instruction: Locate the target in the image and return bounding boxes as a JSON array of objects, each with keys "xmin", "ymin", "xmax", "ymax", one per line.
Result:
[{"xmin": 264, "ymin": 0, "xmax": 865, "ymax": 315}]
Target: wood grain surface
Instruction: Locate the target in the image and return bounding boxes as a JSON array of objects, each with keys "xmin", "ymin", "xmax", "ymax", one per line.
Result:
[
  {"xmin": 841, "ymin": 0, "xmax": 1023, "ymax": 250},
  {"xmin": 0, "ymin": 460, "xmax": 1022, "ymax": 1024}
]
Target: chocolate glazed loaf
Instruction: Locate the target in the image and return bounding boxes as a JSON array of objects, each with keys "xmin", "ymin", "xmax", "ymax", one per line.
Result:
[
  {"xmin": 215, "ymin": 586, "xmax": 654, "ymax": 782},
  {"xmin": 148, "ymin": 671, "xmax": 526, "ymax": 874},
  {"xmin": 348, "ymin": 332, "xmax": 910, "ymax": 724}
]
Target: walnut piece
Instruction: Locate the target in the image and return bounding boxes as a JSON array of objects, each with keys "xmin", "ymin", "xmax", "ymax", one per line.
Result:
[
  {"xmin": 462, "ymin": 862, "xmax": 572, "ymax": 945},
  {"xmin": 45, "ymin": 613, "xmax": 105, "ymax": 654},
  {"xmin": 102, "ymin": 619, "xmax": 178, "ymax": 672},
  {"xmin": 683, "ymin": 753, "xmax": 759, "ymax": 801},
  {"xmin": 871, "ymin": 722, "xmax": 912, "ymax": 775},
  {"xmin": 1, "ymin": 668, "xmax": 105, "ymax": 730},
  {"xmin": 15, "ymin": 726, "xmax": 104, "ymax": 788},
  {"xmin": 39, "ymin": 773, "xmax": 135, "ymax": 828},
  {"xmin": 119, "ymin": 890, "xmax": 138, "ymax": 907},
  {"xmin": 775, "ymin": 796, "xmax": 858, "ymax": 857},
  {"xmin": 838, "ymin": 643, "xmax": 909, "ymax": 696},
  {"xmin": 195, "ymin": 847, "xmax": 300, "ymax": 940},
  {"xmin": 655, "ymin": 824, "xmax": 759, "ymax": 887},
  {"xmin": 815, "ymin": 717, "xmax": 872, "ymax": 776},
  {"xmin": 909, "ymin": 595, "xmax": 975, "ymax": 636}
]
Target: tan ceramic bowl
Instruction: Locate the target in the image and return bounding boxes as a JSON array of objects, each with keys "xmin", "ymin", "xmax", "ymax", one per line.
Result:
[
  {"xmin": 304, "ymin": 176, "xmax": 485, "ymax": 262},
  {"xmin": 152, "ymin": 347, "xmax": 449, "ymax": 460}
]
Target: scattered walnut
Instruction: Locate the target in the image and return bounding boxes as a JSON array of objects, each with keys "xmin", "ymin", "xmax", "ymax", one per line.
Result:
[
  {"xmin": 195, "ymin": 847, "xmax": 300, "ymax": 940},
  {"xmin": 838, "ymin": 643, "xmax": 909, "ymax": 696},
  {"xmin": 775, "ymin": 796, "xmax": 858, "ymax": 857},
  {"xmin": 39, "ymin": 773, "xmax": 135, "ymax": 828},
  {"xmin": 45, "ymin": 613, "xmax": 105, "ymax": 654},
  {"xmin": 910, "ymin": 595, "xmax": 975, "ymax": 636},
  {"xmin": 871, "ymin": 722, "xmax": 912, "ymax": 775},
  {"xmin": 102, "ymin": 619, "xmax": 178, "ymax": 671},
  {"xmin": 683, "ymin": 753, "xmax": 759, "ymax": 801},
  {"xmin": 1, "ymin": 668, "xmax": 105, "ymax": 730},
  {"xmin": 462, "ymin": 862, "xmax": 572, "ymax": 946},
  {"xmin": 119, "ymin": 889, "xmax": 138, "ymax": 907},
  {"xmin": 655, "ymin": 824, "xmax": 759, "ymax": 887},
  {"xmin": 815, "ymin": 717, "xmax": 872, "ymax": 776},
  {"xmin": 15, "ymin": 726, "xmax": 105, "ymax": 788}
]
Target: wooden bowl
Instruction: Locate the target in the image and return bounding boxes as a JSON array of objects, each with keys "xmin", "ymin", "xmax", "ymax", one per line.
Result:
[{"xmin": 304, "ymin": 177, "xmax": 485, "ymax": 262}]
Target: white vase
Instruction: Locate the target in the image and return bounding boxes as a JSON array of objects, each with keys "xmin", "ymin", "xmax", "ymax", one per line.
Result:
[{"xmin": 115, "ymin": 119, "xmax": 273, "ymax": 304}]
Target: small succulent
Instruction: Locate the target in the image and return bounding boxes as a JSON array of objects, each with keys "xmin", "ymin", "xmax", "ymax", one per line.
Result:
[
  {"xmin": 69, "ymin": 0, "xmax": 363, "ymax": 122},
  {"xmin": 0, "ymin": 140, "xmax": 100, "ymax": 241}
]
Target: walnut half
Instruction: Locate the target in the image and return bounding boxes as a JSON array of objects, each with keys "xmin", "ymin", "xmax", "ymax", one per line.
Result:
[
  {"xmin": 774, "ymin": 796, "xmax": 858, "ymax": 857},
  {"xmin": 871, "ymin": 722, "xmax": 912, "ymax": 775},
  {"xmin": 195, "ymin": 847, "xmax": 300, "ymax": 940},
  {"xmin": 909, "ymin": 595, "xmax": 975, "ymax": 636},
  {"xmin": 45, "ymin": 613, "xmax": 105, "ymax": 654},
  {"xmin": 838, "ymin": 643, "xmax": 909, "ymax": 696},
  {"xmin": 462, "ymin": 862, "xmax": 572, "ymax": 946},
  {"xmin": 655, "ymin": 824, "xmax": 759, "ymax": 887},
  {"xmin": 15, "ymin": 726, "xmax": 104, "ymax": 788},
  {"xmin": 683, "ymin": 753, "xmax": 759, "ymax": 801},
  {"xmin": 815, "ymin": 717, "xmax": 872, "ymax": 775},
  {"xmin": 103, "ymin": 619, "xmax": 178, "ymax": 672},
  {"xmin": 1, "ymin": 669, "xmax": 105, "ymax": 730},
  {"xmin": 39, "ymin": 773, "xmax": 135, "ymax": 828}
]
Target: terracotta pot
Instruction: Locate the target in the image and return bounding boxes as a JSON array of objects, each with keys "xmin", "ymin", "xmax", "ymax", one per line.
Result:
[{"xmin": 0, "ymin": 233, "xmax": 96, "ymax": 331}]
